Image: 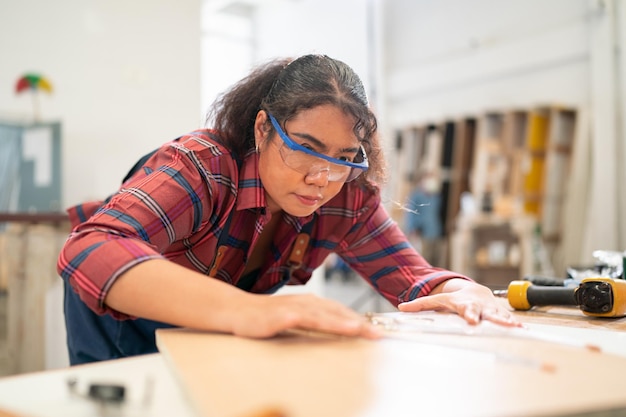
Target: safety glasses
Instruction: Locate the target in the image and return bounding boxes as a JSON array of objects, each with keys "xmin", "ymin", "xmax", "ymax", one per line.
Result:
[{"xmin": 268, "ymin": 114, "xmax": 368, "ymax": 182}]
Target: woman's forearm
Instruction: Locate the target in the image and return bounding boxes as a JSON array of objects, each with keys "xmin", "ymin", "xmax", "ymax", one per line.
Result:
[
  {"xmin": 104, "ymin": 258, "xmax": 381, "ymax": 339},
  {"xmin": 104, "ymin": 258, "xmax": 251, "ymax": 333}
]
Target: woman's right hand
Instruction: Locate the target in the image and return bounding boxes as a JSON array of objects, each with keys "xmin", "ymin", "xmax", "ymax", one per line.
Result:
[
  {"xmin": 105, "ymin": 259, "xmax": 380, "ymax": 340},
  {"xmin": 231, "ymin": 293, "xmax": 382, "ymax": 340}
]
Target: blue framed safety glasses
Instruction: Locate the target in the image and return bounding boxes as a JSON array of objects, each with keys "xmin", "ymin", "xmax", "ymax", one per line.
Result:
[{"xmin": 268, "ymin": 114, "xmax": 368, "ymax": 182}]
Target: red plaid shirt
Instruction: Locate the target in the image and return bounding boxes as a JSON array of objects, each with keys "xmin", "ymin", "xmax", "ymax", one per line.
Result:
[{"xmin": 57, "ymin": 129, "xmax": 468, "ymax": 318}]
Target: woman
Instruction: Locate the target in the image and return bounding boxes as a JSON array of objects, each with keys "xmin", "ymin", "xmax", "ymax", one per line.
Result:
[{"xmin": 58, "ymin": 54, "xmax": 519, "ymax": 365}]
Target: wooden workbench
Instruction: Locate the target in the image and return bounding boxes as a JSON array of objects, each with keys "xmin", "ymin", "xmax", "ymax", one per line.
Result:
[
  {"xmin": 156, "ymin": 306, "xmax": 626, "ymax": 417},
  {"xmin": 502, "ymin": 297, "xmax": 626, "ymax": 331},
  {"xmin": 0, "ymin": 302, "xmax": 624, "ymax": 417}
]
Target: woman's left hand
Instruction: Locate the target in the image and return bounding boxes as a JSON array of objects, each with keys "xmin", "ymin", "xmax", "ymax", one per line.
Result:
[{"xmin": 398, "ymin": 278, "xmax": 522, "ymax": 327}]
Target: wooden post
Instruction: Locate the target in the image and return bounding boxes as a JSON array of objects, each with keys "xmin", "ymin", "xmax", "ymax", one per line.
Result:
[{"xmin": 0, "ymin": 214, "xmax": 69, "ymax": 375}]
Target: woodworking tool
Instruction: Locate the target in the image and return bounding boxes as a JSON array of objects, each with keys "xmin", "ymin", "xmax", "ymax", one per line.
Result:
[{"xmin": 502, "ymin": 277, "xmax": 626, "ymax": 318}]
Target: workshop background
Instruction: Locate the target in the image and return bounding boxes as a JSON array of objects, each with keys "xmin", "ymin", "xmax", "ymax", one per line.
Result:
[{"xmin": 0, "ymin": 0, "xmax": 625, "ymax": 375}]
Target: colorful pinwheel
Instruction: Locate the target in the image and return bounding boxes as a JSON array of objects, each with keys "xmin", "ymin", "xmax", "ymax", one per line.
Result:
[
  {"xmin": 14, "ymin": 73, "xmax": 53, "ymax": 121},
  {"xmin": 15, "ymin": 73, "xmax": 53, "ymax": 94}
]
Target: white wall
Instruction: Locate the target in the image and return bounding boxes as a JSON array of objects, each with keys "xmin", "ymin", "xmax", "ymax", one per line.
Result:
[
  {"xmin": 384, "ymin": 0, "xmax": 590, "ymax": 123},
  {"xmin": 252, "ymin": 0, "xmax": 373, "ymax": 86},
  {"xmin": 382, "ymin": 0, "xmax": 626, "ymax": 265},
  {"xmin": 0, "ymin": 0, "xmax": 201, "ymax": 370},
  {"xmin": 0, "ymin": 0, "xmax": 202, "ymax": 208},
  {"xmin": 201, "ymin": 0, "xmax": 380, "ymax": 110}
]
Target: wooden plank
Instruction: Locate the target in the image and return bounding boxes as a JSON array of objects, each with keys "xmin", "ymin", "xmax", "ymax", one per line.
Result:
[
  {"xmin": 0, "ymin": 232, "xmax": 6, "ymax": 291},
  {"xmin": 391, "ymin": 127, "xmax": 420, "ymax": 224},
  {"xmin": 513, "ymin": 305, "xmax": 626, "ymax": 331},
  {"xmin": 533, "ymin": 107, "xmax": 577, "ymax": 275},
  {"xmin": 5, "ymin": 223, "xmax": 69, "ymax": 375},
  {"xmin": 156, "ymin": 315, "xmax": 626, "ymax": 417},
  {"xmin": 446, "ymin": 118, "xmax": 476, "ymax": 232},
  {"xmin": 502, "ymin": 110, "xmax": 527, "ymax": 198},
  {"xmin": 541, "ymin": 107, "xmax": 576, "ymax": 240},
  {"xmin": 521, "ymin": 109, "xmax": 550, "ymax": 216},
  {"xmin": 0, "ymin": 229, "xmax": 11, "ymax": 376},
  {"xmin": 471, "ymin": 112, "xmax": 508, "ymax": 211},
  {"xmin": 0, "ymin": 213, "xmax": 68, "ymax": 223},
  {"xmin": 5, "ymin": 224, "xmax": 26, "ymax": 376},
  {"xmin": 421, "ymin": 124, "xmax": 443, "ymax": 175},
  {"xmin": 0, "ymin": 290, "xmax": 7, "ymax": 377},
  {"xmin": 439, "ymin": 121, "xmax": 455, "ymax": 237}
]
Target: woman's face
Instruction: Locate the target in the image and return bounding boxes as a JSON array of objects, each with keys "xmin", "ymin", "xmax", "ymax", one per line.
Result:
[{"xmin": 254, "ymin": 104, "xmax": 361, "ymax": 217}]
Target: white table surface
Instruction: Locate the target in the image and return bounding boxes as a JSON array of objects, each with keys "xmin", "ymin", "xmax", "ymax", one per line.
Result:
[{"xmin": 0, "ymin": 353, "xmax": 196, "ymax": 417}]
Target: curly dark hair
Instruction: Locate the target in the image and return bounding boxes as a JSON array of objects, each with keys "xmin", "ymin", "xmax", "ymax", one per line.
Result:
[{"xmin": 206, "ymin": 54, "xmax": 386, "ymax": 187}]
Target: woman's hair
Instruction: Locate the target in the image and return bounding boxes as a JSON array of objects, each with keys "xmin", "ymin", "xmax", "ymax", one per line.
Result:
[{"xmin": 207, "ymin": 54, "xmax": 386, "ymax": 186}]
